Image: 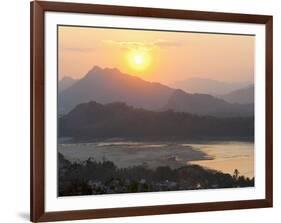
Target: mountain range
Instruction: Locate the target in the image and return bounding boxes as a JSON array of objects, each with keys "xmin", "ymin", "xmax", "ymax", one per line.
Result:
[
  {"xmin": 172, "ymin": 78, "xmax": 251, "ymax": 95},
  {"xmin": 218, "ymin": 85, "xmax": 254, "ymax": 104},
  {"xmin": 59, "ymin": 101, "xmax": 254, "ymax": 141},
  {"xmin": 59, "ymin": 66, "xmax": 254, "ymax": 117},
  {"xmin": 164, "ymin": 89, "xmax": 253, "ymax": 117}
]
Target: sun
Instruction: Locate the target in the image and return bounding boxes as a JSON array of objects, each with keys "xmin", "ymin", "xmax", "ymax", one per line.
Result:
[
  {"xmin": 134, "ymin": 54, "xmax": 143, "ymax": 65},
  {"xmin": 127, "ymin": 50, "xmax": 151, "ymax": 72}
]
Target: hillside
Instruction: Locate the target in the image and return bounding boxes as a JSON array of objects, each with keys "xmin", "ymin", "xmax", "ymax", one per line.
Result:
[
  {"xmin": 219, "ymin": 85, "xmax": 254, "ymax": 104},
  {"xmin": 164, "ymin": 89, "xmax": 254, "ymax": 117},
  {"xmin": 59, "ymin": 101, "xmax": 254, "ymax": 141}
]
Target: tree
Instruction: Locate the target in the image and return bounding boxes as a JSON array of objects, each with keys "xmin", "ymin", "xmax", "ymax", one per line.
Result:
[{"xmin": 233, "ymin": 169, "xmax": 240, "ymax": 181}]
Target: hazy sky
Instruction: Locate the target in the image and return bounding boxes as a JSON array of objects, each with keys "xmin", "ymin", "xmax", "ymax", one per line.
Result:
[{"xmin": 58, "ymin": 26, "xmax": 254, "ymax": 85}]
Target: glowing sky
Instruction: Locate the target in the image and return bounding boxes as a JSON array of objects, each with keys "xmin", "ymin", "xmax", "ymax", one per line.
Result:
[{"xmin": 58, "ymin": 26, "xmax": 254, "ymax": 85}]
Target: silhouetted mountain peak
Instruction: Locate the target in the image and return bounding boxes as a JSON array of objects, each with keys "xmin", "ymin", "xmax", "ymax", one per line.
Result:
[
  {"xmin": 59, "ymin": 76, "xmax": 77, "ymax": 92},
  {"xmin": 89, "ymin": 65, "xmax": 121, "ymax": 74},
  {"xmin": 83, "ymin": 66, "xmax": 123, "ymax": 82},
  {"xmin": 90, "ymin": 65, "xmax": 103, "ymax": 72}
]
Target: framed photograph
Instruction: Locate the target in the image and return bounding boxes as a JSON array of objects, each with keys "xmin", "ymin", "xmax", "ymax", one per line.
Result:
[{"xmin": 30, "ymin": 1, "xmax": 273, "ymax": 222}]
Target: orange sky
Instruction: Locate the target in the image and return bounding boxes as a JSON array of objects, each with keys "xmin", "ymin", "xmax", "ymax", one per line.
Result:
[{"xmin": 58, "ymin": 26, "xmax": 254, "ymax": 85}]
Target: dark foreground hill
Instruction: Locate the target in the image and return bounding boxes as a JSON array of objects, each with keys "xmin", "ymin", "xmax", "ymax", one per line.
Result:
[{"xmin": 59, "ymin": 101, "xmax": 254, "ymax": 141}]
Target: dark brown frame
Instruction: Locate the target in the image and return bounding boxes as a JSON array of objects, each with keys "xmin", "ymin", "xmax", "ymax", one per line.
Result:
[{"xmin": 30, "ymin": 1, "xmax": 273, "ymax": 222}]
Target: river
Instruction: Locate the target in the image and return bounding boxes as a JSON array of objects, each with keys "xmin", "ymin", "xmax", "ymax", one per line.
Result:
[{"xmin": 58, "ymin": 140, "xmax": 254, "ymax": 178}]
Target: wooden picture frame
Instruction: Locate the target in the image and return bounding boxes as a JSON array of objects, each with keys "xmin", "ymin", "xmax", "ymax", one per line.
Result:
[{"xmin": 31, "ymin": 1, "xmax": 273, "ymax": 222}]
